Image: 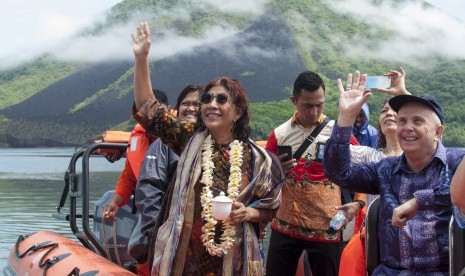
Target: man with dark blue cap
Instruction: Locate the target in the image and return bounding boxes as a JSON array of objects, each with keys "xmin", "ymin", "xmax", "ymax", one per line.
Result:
[
  {"xmin": 389, "ymin": 94, "xmax": 445, "ymax": 124},
  {"xmin": 322, "ymin": 71, "xmax": 465, "ymax": 275}
]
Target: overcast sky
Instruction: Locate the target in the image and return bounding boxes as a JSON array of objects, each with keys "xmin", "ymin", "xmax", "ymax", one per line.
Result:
[
  {"xmin": 0, "ymin": 0, "xmax": 464, "ymax": 69},
  {"xmin": 425, "ymin": 0, "xmax": 464, "ymax": 21},
  {"xmin": 0, "ymin": 0, "xmax": 123, "ymax": 68}
]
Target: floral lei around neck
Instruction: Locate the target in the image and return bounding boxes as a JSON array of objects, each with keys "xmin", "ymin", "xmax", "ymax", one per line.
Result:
[{"xmin": 200, "ymin": 134, "xmax": 244, "ymax": 256}]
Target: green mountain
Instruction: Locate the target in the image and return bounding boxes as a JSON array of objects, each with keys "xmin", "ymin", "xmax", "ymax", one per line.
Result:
[{"xmin": 1, "ymin": 0, "xmax": 465, "ymax": 147}]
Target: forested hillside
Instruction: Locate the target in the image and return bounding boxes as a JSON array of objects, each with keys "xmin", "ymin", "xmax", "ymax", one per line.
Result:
[{"xmin": 1, "ymin": 0, "xmax": 464, "ymax": 147}]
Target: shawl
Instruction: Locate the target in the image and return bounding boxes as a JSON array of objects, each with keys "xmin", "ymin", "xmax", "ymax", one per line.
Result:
[{"xmin": 151, "ymin": 129, "xmax": 284, "ymax": 275}]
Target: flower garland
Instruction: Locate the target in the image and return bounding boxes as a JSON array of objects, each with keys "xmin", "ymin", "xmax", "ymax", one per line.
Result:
[{"xmin": 200, "ymin": 134, "xmax": 243, "ymax": 256}]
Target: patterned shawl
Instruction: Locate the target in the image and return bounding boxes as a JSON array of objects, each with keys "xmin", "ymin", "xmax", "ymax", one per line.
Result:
[{"xmin": 151, "ymin": 129, "xmax": 284, "ymax": 275}]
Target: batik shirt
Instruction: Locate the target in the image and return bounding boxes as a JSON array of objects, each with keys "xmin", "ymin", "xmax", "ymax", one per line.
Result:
[
  {"xmin": 323, "ymin": 125, "xmax": 465, "ymax": 273},
  {"xmin": 184, "ymin": 143, "xmax": 252, "ymax": 275},
  {"xmin": 266, "ymin": 113, "xmax": 364, "ymax": 242}
]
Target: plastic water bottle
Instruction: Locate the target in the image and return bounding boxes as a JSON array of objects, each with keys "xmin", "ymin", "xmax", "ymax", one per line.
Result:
[{"xmin": 329, "ymin": 211, "xmax": 346, "ymax": 231}]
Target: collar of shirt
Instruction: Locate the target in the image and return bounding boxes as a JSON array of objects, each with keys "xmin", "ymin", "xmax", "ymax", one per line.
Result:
[
  {"xmin": 290, "ymin": 112, "xmax": 325, "ymax": 128},
  {"xmin": 393, "ymin": 141, "xmax": 447, "ymax": 174}
]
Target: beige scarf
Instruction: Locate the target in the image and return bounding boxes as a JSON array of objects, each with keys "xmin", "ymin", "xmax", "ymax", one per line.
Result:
[{"xmin": 151, "ymin": 129, "xmax": 284, "ymax": 275}]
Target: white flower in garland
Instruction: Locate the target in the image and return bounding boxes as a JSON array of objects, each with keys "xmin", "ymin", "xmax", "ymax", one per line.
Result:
[{"xmin": 200, "ymin": 135, "xmax": 243, "ymax": 256}]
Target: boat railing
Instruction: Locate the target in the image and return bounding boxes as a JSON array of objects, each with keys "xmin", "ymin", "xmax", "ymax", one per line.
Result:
[{"xmin": 52, "ymin": 142, "xmax": 128, "ymax": 258}]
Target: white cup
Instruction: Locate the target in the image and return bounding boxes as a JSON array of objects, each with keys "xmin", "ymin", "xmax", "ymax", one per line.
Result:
[{"xmin": 211, "ymin": 192, "xmax": 233, "ymax": 221}]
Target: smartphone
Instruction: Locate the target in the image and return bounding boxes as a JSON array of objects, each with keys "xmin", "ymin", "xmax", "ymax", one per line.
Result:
[
  {"xmin": 277, "ymin": 145, "xmax": 293, "ymax": 162},
  {"xmin": 366, "ymin": 76, "xmax": 391, "ymax": 89},
  {"xmin": 316, "ymin": 142, "xmax": 325, "ymax": 162}
]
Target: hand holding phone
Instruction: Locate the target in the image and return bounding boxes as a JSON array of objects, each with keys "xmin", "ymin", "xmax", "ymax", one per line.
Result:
[
  {"xmin": 366, "ymin": 76, "xmax": 391, "ymax": 89},
  {"xmin": 277, "ymin": 145, "xmax": 293, "ymax": 162}
]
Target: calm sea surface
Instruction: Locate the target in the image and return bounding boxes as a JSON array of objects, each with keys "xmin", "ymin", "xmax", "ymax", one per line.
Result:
[{"xmin": 0, "ymin": 147, "xmax": 125, "ymax": 269}]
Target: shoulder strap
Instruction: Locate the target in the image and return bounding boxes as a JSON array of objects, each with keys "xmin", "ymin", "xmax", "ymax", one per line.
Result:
[
  {"xmin": 341, "ymin": 188, "xmax": 353, "ymax": 205},
  {"xmin": 293, "ymin": 117, "xmax": 330, "ymax": 160}
]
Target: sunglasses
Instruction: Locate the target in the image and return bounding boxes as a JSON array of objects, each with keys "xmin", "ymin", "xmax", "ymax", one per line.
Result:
[{"xmin": 200, "ymin": 92, "xmax": 229, "ymax": 105}]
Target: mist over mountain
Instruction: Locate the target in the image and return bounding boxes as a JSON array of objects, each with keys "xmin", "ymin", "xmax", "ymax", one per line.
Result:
[
  {"xmin": 1, "ymin": 0, "xmax": 465, "ymax": 147},
  {"xmin": 0, "ymin": 9, "xmax": 304, "ymax": 147}
]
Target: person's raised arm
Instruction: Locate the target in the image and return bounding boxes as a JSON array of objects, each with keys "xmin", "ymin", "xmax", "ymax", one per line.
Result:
[
  {"xmin": 336, "ymin": 71, "xmax": 372, "ymax": 127},
  {"xmin": 131, "ymin": 21, "xmax": 155, "ymax": 109},
  {"xmin": 322, "ymin": 71, "xmax": 379, "ymax": 195},
  {"xmin": 377, "ymin": 66, "xmax": 411, "ymax": 96}
]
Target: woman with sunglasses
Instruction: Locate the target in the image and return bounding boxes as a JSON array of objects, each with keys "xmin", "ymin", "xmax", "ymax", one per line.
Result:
[{"xmin": 131, "ymin": 21, "xmax": 285, "ymax": 275}]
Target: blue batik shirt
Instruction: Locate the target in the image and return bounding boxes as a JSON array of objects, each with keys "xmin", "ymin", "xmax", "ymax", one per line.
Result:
[{"xmin": 323, "ymin": 125, "xmax": 465, "ymax": 274}]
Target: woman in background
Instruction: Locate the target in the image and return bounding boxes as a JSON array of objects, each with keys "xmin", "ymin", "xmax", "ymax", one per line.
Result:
[{"xmin": 129, "ymin": 84, "xmax": 202, "ymax": 276}]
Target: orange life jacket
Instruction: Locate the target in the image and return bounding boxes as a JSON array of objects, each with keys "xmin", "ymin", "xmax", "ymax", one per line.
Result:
[{"xmin": 126, "ymin": 124, "xmax": 156, "ymax": 179}]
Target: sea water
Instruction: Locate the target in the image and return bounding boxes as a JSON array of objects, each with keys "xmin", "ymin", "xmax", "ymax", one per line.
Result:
[{"xmin": 0, "ymin": 147, "xmax": 124, "ymax": 269}]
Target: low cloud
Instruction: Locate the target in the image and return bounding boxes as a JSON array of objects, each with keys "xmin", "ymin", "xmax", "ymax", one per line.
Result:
[
  {"xmin": 198, "ymin": 0, "xmax": 269, "ymax": 14},
  {"xmin": 1, "ymin": 0, "xmax": 464, "ymax": 69},
  {"xmin": 14, "ymin": 1, "xmax": 268, "ymax": 66},
  {"xmin": 325, "ymin": 0, "xmax": 465, "ymax": 63},
  {"xmin": 0, "ymin": 5, "xmax": 109, "ymax": 69},
  {"xmin": 50, "ymin": 15, "xmax": 243, "ymax": 63}
]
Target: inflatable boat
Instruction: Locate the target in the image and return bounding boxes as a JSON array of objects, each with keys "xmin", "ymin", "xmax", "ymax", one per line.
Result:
[
  {"xmin": 4, "ymin": 230, "xmax": 134, "ymax": 275},
  {"xmin": 1, "ymin": 131, "xmax": 270, "ymax": 276},
  {"xmin": 2, "ymin": 142, "xmax": 138, "ymax": 276}
]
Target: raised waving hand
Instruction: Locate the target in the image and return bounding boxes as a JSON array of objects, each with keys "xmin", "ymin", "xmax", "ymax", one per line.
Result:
[
  {"xmin": 336, "ymin": 71, "xmax": 372, "ymax": 127},
  {"xmin": 131, "ymin": 21, "xmax": 155, "ymax": 109},
  {"xmin": 131, "ymin": 21, "xmax": 151, "ymax": 58}
]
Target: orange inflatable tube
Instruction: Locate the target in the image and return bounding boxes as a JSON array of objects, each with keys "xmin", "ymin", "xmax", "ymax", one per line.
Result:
[{"xmin": 6, "ymin": 230, "xmax": 135, "ymax": 275}]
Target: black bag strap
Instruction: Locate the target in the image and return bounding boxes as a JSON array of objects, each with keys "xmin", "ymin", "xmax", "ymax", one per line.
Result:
[
  {"xmin": 293, "ymin": 117, "xmax": 330, "ymax": 159},
  {"xmin": 341, "ymin": 188, "xmax": 353, "ymax": 205}
]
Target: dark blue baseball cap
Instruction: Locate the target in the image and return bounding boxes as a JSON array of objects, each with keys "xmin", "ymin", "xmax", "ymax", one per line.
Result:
[{"xmin": 388, "ymin": 94, "xmax": 444, "ymax": 124}]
